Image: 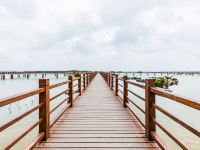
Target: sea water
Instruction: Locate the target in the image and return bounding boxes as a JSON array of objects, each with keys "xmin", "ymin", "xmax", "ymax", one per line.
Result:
[{"xmin": 0, "ymin": 73, "xmax": 199, "ymax": 149}]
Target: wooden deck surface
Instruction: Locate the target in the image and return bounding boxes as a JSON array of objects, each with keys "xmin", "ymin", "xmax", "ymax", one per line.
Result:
[{"xmin": 34, "ymin": 74, "xmax": 160, "ymax": 150}]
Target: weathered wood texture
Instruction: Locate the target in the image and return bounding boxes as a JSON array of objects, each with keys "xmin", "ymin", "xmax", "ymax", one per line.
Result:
[{"xmin": 34, "ymin": 74, "xmax": 160, "ymax": 150}]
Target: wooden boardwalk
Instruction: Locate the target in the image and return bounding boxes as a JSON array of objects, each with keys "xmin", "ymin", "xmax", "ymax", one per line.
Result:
[{"xmin": 34, "ymin": 74, "xmax": 160, "ymax": 150}]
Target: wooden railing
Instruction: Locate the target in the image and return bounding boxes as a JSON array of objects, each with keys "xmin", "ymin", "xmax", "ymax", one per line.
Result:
[
  {"xmin": 100, "ymin": 72, "xmax": 200, "ymax": 150},
  {"xmin": 0, "ymin": 72, "xmax": 97, "ymax": 150}
]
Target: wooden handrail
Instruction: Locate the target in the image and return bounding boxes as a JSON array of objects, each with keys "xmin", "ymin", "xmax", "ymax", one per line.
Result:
[
  {"xmin": 126, "ymin": 80, "xmax": 145, "ymax": 89},
  {"xmin": 118, "ymin": 77, "xmax": 123, "ymax": 81},
  {"xmin": 0, "ymin": 88, "xmax": 44, "ymax": 107},
  {"xmin": 50, "ymin": 89, "xmax": 69, "ymax": 101},
  {"xmin": 50, "ymin": 103, "xmax": 71, "ymax": 128},
  {"xmin": 150, "ymin": 87, "xmax": 200, "ymax": 110},
  {"xmin": 126, "ymin": 103, "xmax": 145, "ymax": 128},
  {"xmin": 127, "ymin": 89, "xmax": 145, "ymax": 101},
  {"xmin": 152, "ymin": 117, "xmax": 187, "ymax": 149},
  {"xmin": 150, "ymin": 131, "xmax": 170, "ymax": 150},
  {"xmin": 73, "ymin": 77, "xmax": 81, "ymax": 81},
  {"xmin": 0, "ymin": 103, "xmax": 43, "ymax": 132},
  {"xmin": 127, "ymin": 97, "xmax": 145, "ymax": 114},
  {"xmin": 4, "ymin": 118, "xmax": 43, "ymax": 150},
  {"xmin": 25, "ymin": 132, "xmax": 45, "ymax": 150},
  {"xmin": 0, "ymin": 72, "xmax": 97, "ymax": 149},
  {"xmin": 118, "ymin": 83, "xmax": 123, "ymax": 87},
  {"xmin": 50, "ymin": 97, "xmax": 69, "ymax": 114},
  {"xmin": 73, "ymin": 83, "xmax": 79, "ymax": 88},
  {"xmin": 100, "ymin": 72, "xmax": 200, "ymax": 150},
  {"xmin": 153, "ymin": 103, "xmax": 200, "ymax": 137},
  {"xmin": 49, "ymin": 80, "xmax": 70, "ymax": 89},
  {"xmin": 118, "ymin": 89, "xmax": 123, "ymax": 95}
]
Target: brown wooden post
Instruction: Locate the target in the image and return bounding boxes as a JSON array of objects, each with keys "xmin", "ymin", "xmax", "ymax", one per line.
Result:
[
  {"xmin": 123, "ymin": 76, "xmax": 128, "ymax": 107},
  {"xmin": 145, "ymin": 79, "xmax": 156, "ymax": 141},
  {"xmin": 39, "ymin": 79, "xmax": 50, "ymax": 141},
  {"xmin": 110, "ymin": 74, "xmax": 112, "ymax": 87},
  {"xmin": 108, "ymin": 73, "xmax": 110, "ymax": 86},
  {"xmin": 87, "ymin": 73, "xmax": 89, "ymax": 86},
  {"xmin": 85, "ymin": 74, "xmax": 87, "ymax": 87},
  {"xmin": 83, "ymin": 74, "xmax": 86, "ymax": 90},
  {"xmin": 105, "ymin": 73, "xmax": 107, "ymax": 84},
  {"xmin": 78, "ymin": 73, "xmax": 81, "ymax": 95},
  {"xmin": 111, "ymin": 74, "xmax": 113, "ymax": 90},
  {"xmin": 110, "ymin": 74, "xmax": 112, "ymax": 89},
  {"xmin": 115, "ymin": 74, "xmax": 118, "ymax": 96},
  {"xmin": 68, "ymin": 75, "xmax": 73, "ymax": 107}
]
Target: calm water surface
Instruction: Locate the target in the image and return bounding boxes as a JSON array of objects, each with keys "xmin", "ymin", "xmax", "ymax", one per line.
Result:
[{"xmin": 0, "ymin": 73, "xmax": 200, "ymax": 150}]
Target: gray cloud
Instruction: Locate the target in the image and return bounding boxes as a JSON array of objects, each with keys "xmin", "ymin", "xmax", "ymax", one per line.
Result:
[{"xmin": 0, "ymin": 0, "xmax": 200, "ymax": 71}]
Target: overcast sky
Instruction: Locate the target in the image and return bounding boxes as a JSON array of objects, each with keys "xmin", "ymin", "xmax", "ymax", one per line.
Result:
[{"xmin": 0, "ymin": 0, "xmax": 200, "ymax": 71}]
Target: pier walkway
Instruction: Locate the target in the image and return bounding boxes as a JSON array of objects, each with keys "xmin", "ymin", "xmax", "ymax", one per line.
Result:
[{"xmin": 34, "ymin": 74, "xmax": 160, "ymax": 149}]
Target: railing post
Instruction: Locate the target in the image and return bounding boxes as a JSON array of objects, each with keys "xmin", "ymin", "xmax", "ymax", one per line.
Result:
[
  {"xmin": 105, "ymin": 73, "xmax": 107, "ymax": 84},
  {"xmin": 68, "ymin": 75, "xmax": 73, "ymax": 107},
  {"xmin": 86, "ymin": 74, "xmax": 88, "ymax": 87},
  {"xmin": 115, "ymin": 74, "xmax": 118, "ymax": 96},
  {"xmin": 87, "ymin": 73, "xmax": 89, "ymax": 86},
  {"xmin": 123, "ymin": 76, "xmax": 128, "ymax": 107},
  {"xmin": 145, "ymin": 79, "xmax": 156, "ymax": 141},
  {"xmin": 108, "ymin": 74, "xmax": 111, "ymax": 86},
  {"xmin": 83, "ymin": 74, "xmax": 86, "ymax": 90},
  {"xmin": 39, "ymin": 79, "xmax": 50, "ymax": 141},
  {"xmin": 109, "ymin": 73, "xmax": 111, "ymax": 86},
  {"xmin": 78, "ymin": 73, "xmax": 81, "ymax": 96},
  {"xmin": 111, "ymin": 74, "xmax": 113, "ymax": 90}
]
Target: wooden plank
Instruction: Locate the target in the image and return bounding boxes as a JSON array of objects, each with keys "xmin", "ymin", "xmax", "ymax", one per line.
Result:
[
  {"xmin": 57, "ymin": 118, "xmax": 136, "ymax": 121},
  {"xmin": 36, "ymin": 142, "xmax": 159, "ymax": 148},
  {"xmin": 54, "ymin": 122, "xmax": 142, "ymax": 126},
  {"xmin": 53, "ymin": 126, "xmax": 144, "ymax": 129},
  {"xmin": 50, "ymin": 127, "xmax": 144, "ymax": 131},
  {"xmin": 50, "ymin": 130, "xmax": 145, "ymax": 134},
  {"xmin": 34, "ymin": 148, "xmax": 161, "ymax": 150},
  {"xmin": 55, "ymin": 121, "xmax": 139, "ymax": 123},
  {"xmin": 49, "ymin": 133, "xmax": 146, "ymax": 138},
  {"xmin": 43, "ymin": 137, "xmax": 149, "ymax": 142}
]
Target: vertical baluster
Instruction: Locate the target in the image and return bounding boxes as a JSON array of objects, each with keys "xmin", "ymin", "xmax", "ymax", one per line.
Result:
[
  {"xmin": 145, "ymin": 79, "xmax": 156, "ymax": 141},
  {"xmin": 83, "ymin": 74, "xmax": 86, "ymax": 90},
  {"xmin": 123, "ymin": 76, "xmax": 128, "ymax": 107},
  {"xmin": 68, "ymin": 75, "xmax": 73, "ymax": 107},
  {"xmin": 108, "ymin": 74, "xmax": 110, "ymax": 86},
  {"xmin": 39, "ymin": 79, "xmax": 50, "ymax": 141},
  {"xmin": 111, "ymin": 74, "xmax": 113, "ymax": 90},
  {"xmin": 115, "ymin": 74, "xmax": 118, "ymax": 96},
  {"xmin": 87, "ymin": 73, "xmax": 89, "ymax": 86},
  {"xmin": 78, "ymin": 73, "xmax": 81, "ymax": 95}
]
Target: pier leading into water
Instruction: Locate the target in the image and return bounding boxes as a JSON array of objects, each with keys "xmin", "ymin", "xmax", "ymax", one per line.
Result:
[
  {"xmin": 34, "ymin": 74, "xmax": 160, "ymax": 149},
  {"xmin": 0, "ymin": 72, "xmax": 199, "ymax": 150}
]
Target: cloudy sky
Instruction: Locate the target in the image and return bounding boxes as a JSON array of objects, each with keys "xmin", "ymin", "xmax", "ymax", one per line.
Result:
[{"xmin": 0, "ymin": 0, "xmax": 200, "ymax": 71}]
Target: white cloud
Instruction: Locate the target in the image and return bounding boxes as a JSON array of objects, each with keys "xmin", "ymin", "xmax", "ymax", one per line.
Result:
[{"xmin": 0, "ymin": 0, "xmax": 200, "ymax": 71}]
